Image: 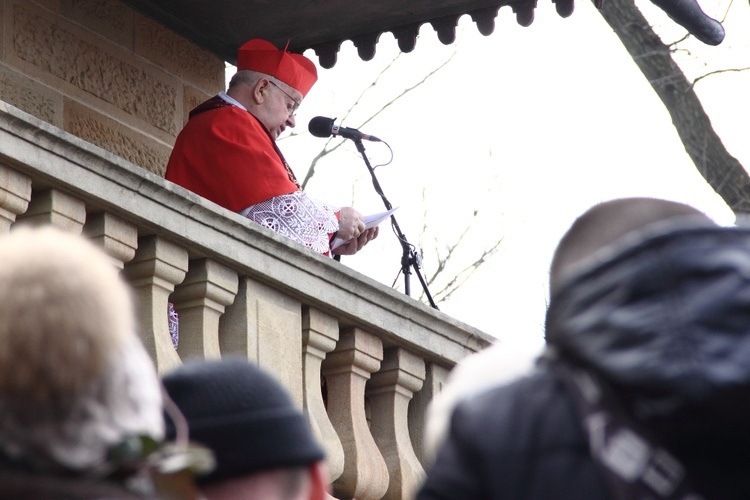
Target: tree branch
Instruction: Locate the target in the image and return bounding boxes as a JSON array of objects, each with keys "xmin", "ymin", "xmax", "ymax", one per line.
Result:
[
  {"xmin": 599, "ymin": 0, "xmax": 750, "ymax": 212},
  {"xmin": 300, "ymin": 50, "xmax": 456, "ymax": 189}
]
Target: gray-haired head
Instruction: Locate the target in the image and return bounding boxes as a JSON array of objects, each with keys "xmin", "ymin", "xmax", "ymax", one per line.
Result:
[{"xmin": 0, "ymin": 226, "xmax": 163, "ymax": 474}]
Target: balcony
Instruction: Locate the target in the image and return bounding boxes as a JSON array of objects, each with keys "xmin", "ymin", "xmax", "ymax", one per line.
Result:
[{"xmin": 0, "ymin": 101, "xmax": 493, "ymax": 499}]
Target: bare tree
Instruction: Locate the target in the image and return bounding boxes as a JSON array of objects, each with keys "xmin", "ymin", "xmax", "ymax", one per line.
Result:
[
  {"xmin": 417, "ymin": 200, "xmax": 504, "ymax": 303},
  {"xmin": 295, "ymin": 49, "xmax": 506, "ymax": 306},
  {"xmin": 296, "ymin": 52, "xmax": 454, "ymax": 189},
  {"xmin": 599, "ymin": 0, "xmax": 750, "ymax": 212}
]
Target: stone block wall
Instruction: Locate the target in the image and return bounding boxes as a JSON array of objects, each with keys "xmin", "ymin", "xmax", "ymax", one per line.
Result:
[{"xmin": 0, "ymin": 0, "xmax": 224, "ymax": 176}]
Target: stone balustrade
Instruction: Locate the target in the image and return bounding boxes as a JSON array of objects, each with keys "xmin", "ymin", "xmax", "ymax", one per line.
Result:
[{"xmin": 0, "ymin": 101, "xmax": 493, "ymax": 500}]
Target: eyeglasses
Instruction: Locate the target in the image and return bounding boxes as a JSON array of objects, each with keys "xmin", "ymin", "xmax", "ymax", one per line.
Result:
[{"xmin": 268, "ymin": 80, "xmax": 301, "ymax": 117}]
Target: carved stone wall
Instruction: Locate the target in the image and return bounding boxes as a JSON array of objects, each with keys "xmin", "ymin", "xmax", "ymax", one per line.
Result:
[{"xmin": 0, "ymin": 0, "xmax": 224, "ymax": 175}]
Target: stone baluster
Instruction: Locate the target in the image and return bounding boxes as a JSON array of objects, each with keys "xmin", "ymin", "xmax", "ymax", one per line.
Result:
[
  {"xmin": 170, "ymin": 258, "xmax": 239, "ymax": 361},
  {"xmin": 122, "ymin": 235, "xmax": 187, "ymax": 374},
  {"xmin": 322, "ymin": 327, "xmax": 389, "ymax": 500},
  {"xmin": 409, "ymin": 362, "xmax": 451, "ymax": 467},
  {"xmin": 367, "ymin": 347, "xmax": 426, "ymax": 500},
  {"xmin": 15, "ymin": 188, "xmax": 86, "ymax": 232},
  {"xmin": 83, "ymin": 211, "xmax": 138, "ymax": 270},
  {"xmin": 219, "ymin": 277, "xmax": 304, "ymax": 406},
  {"xmin": 301, "ymin": 307, "xmax": 345, "ymax": 483},
  {"xmin": 0, "ymin": 164, "xmax": 31, "ymax": 233}
]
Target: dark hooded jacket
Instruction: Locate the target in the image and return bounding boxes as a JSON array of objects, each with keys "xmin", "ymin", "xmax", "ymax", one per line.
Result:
[{"xmin": 418, "ymin": 222, "xmax": 750, "ymax": 500}]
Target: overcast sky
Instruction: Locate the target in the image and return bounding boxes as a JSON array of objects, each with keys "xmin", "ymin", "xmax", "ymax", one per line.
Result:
[{"xmin": 265, "ymin": 0, "xmax": 749, "ymax": 356}]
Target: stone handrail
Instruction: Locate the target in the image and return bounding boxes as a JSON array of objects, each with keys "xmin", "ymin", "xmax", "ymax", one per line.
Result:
[{"xmin": 0, "ymin": 102, "xmax": 493, "ymax": 499}]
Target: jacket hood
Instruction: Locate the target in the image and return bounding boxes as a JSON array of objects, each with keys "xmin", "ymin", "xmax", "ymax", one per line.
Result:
[{"xmin": 546, "ymin": 222, "xmax": 750, "ymax": 407}]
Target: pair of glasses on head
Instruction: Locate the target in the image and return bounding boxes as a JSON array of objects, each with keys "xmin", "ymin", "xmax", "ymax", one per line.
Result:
[{"xmin": 268, "ymin": 80, "xmax": 301, "ymax": 117}]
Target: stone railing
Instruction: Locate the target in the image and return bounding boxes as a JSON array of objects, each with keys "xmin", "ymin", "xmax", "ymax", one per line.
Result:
[{"xmin": 0, "ymin": 102, "xmax": 493, "ymax": 500}]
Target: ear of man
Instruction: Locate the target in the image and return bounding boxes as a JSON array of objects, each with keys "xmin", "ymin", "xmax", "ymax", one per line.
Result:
[{"xmin": 252, "ymin": 78, "xmax": 271, "ymax": 105}]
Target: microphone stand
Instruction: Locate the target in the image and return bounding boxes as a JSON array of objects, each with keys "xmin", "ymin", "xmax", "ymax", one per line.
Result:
[{"xmin": 351, "ymin": 137, "xmax": 438, "ymax": 309}]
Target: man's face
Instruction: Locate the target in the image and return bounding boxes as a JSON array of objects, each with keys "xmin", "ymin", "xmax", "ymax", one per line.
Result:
[{"xmin": 258, "ymin": 79, "xmax": 302, "ymax": 140}]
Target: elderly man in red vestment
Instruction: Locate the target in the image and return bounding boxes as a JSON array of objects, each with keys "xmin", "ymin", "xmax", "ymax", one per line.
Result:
[{"xmin": 166, "ymin": 39, "xmax": 378, "ymax": 256}]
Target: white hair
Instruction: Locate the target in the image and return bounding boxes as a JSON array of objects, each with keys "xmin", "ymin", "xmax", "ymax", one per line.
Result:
[{"xmin": 0, "ymin": 226, "xmax": 163, "ymax": 472}]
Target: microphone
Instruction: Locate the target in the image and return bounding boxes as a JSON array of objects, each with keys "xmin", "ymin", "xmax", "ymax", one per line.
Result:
[{"xmin": 308, "ymin": 116, "xmax": 381, "ymax": 142}]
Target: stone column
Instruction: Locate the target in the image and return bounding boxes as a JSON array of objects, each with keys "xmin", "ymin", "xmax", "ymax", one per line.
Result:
[
  {"xmin": 368, "ymin": 347, "xmax": 426, "ymax": 500},
  {"xmin": 122, "ymin": 235, "xmax": 187, "ymax": 374},
  {"xmin": 322, "ymin": 327, "xmax": 389, "ymax": 500},
  {"xmin": 15, "ymin": 188, "xmax": 86, "ymax": 232},
  {"xmin": 219, "ymin": 277, "xmax": 304, "ymax": 406},
  {"xmin": 0, "ymin": 164, "xmax": 31, "ymax": 233},
  {"xmin": 301, "ymin": 307, "xmax": 345, "ymax": 482},
  {"xmin": 409, "ymin": 362, "xmax": 451, "ymax": 467},
  {"xmin": 171, "ymin": 258, "xmax": 238, "ymax": 361}
]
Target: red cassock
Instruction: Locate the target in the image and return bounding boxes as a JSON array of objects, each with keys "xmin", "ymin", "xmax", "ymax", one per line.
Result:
[{"xmin": 165, "ymin": 101, "xmax": 299, "ymax": 213}]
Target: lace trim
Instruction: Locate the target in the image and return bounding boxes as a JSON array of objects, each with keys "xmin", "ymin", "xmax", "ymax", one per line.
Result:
[
  {"xmin": 168, "ymin": 303, "xmax": 179, "ymax": 349},
  {"xmin": 241, "ymin": 191, "xmax": 339, "ymax": 254}
]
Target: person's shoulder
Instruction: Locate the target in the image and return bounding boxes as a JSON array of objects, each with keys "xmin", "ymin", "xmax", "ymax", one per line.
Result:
[
  {"xmin": 436, "ymin": 367, "xmax": 607, "ymax": 498},
  {"xmin": 180, "ymin": 104, "xmax": 266, "ymax": 144},
  {"xmin": 183, "ymin": 97, "xmax": 252, "ymax": 122},
  {"xmin": 456, "ymin": 369, "xmax": 558, "ymax": 416},
  {"xmin": 192, "ymin": 103, "xmax": 257, "ymax": 125},
  {"xmin": 423, "ymin": 342, "xmax": 539, "ymax": 462},
  {"xmin": 450, "ymin": 367, "xmax": 579, "ymax": 448}
]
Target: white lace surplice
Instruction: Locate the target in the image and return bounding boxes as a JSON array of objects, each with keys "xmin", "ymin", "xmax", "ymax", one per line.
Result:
[{"xmin": 240, "ymin": 191, "xmax": 340, "ymax": 254}]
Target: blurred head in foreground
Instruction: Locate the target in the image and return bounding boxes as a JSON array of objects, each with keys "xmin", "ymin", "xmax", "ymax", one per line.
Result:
[
  {"xmin": 419, "ymin": 197, "xmax": 750, "ymax": 499},
  {"xmin": 162, "ymin": 358, "xmax": 329, "ymax": 500},
  {"xmin": 548, "ymin": 196, "xmax": 716, "ymax": 296},
  {"xmin": 0, "ymin": 226, "xmax": 163, "ymax": 483}
]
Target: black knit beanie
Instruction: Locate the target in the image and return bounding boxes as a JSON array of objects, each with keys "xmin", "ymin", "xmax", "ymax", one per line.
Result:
[{"xmin": 162, "ymin": 358, "xmax": 325, "ymax": 485}]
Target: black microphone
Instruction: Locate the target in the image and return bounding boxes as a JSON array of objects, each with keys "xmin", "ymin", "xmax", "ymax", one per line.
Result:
[{"xmin": 308, "ymin": 116, "xmax": 381, "ymax": 142}]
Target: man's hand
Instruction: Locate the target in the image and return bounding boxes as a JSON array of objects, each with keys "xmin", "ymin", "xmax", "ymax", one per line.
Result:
[
  {"xmin": 333, "ymin": 226, "xmax": 379, "ymax": 256},
  {"xmin": 336, "ymin": 207, "xmax": 366, "ymax": 242}
]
